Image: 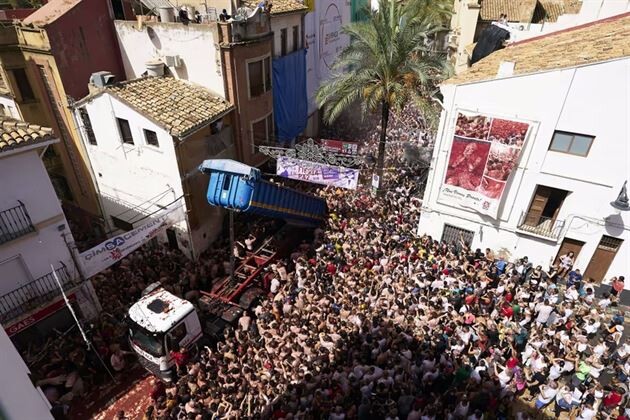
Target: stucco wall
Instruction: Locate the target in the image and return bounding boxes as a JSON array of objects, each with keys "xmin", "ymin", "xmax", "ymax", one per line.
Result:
[
  {"xmin": 114, "ymin": 21, "xmax": 225, "ymax": 98},
  {"xmin": 79, "ymin": 94, "xmax": 191, "ymax": 255},
  {"xmin": 418, "ymin": 59, "xmax": 630, "ymax": 286},
  {"xmin": 0, "ymin": 328, "xmax": 52, "ymax": 419},
  {"xmin": 46, "ymin": 0, "xmax": 125, "ymax": 101},
  {"xmin": 271, "ymin": 13, "xmax": 303, "ymax": 57},
  {"xmin": 0, "ymin": 148, "xmax": 74, "ymax": 287}
]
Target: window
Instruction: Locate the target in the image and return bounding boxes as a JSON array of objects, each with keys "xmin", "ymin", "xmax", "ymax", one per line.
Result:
[
  {"xmin": 166, "ymin": 322, "xmax": 187, "ymax": 351},
  {"xmin": 251, "ymin": 113, "xmax": 273, "ymax": 152},
  {"xmin": 280, "ymin": 28, "xmax": 288, "ymax": 56},
  {"xmin": 292, "ymin": 25, "xmax": 299, "ymax": 51},
  {"xmin": 50, "ymin": 175, "xmax": 74, "ymax": 202},
  {"xmin": 144, "ymin": 129, "xmax": 159, "ymax": 147},
  {"xmin": 247, "ymin": 57, "xmax": 271, "ymax": 98},
  {"xmin": 519, "ymin": 185, "xmax": 569, "ymax": 239},
  {"xmin": 116, "ymin": 118, "xmax": 134, "ymax": 144},
  {"xmin": 440, "ymin": 224, "xmax": 474, "ymax": 248},
  {"xmin": 549, "ymin": 131, "xmax": 594, "ymax": 156},
  {"xmin": 11, "ymin": 68, "xmax": 35, "ymax": 101},
  {"xmin": 78, "ymin": 108, "xmax": 97, "ymax": 145},
  {"xmin": 222, "ymin": 174, "xmax": 232, "ymax": 190}
]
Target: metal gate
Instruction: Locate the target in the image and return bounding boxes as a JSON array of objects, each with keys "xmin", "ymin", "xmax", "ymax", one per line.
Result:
[{"xmin": 441, "ymin": 224, "xmax": 474, "ymax": 247}]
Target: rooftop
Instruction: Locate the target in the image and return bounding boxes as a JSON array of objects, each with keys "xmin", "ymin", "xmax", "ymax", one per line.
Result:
[
  {"xmin": 243, "ymin": 0, "xmax": 308, "ymax": 15},
  {"xmin": 128, "ymin": 288, "xmax": 194, "ymax": 333},
  {"xmin": 446, "ymin": 12, "xmax": 630, "ymax": 85},
  {"xmin": 22, "ymin": 0, "xmax": 81, "ymax": 26},
  {"xmin": 532, "ymin": 0, "xmax": 583, "ymax": 23},
  {"xmin": 78, "ymin": 77, "xmax": 233, "ymax": 138},
  {"xmin": 479, "ymin": 0, "xmax": 538, "ymax": 22},
  {"xmin": 0, "ymin": 117, "xmax": 55, "ymax": 153}
]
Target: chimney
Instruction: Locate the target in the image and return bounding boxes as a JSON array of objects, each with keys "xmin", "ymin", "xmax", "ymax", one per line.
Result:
[
  {"xmin": 146, "ymin": 60, "xmax": 165, "ymax": 77},
  {"xmin": 496, "ymin": 61, "xmax": 515, "ymax": 78}
]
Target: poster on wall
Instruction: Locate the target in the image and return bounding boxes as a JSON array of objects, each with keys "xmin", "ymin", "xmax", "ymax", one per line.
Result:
[
  {"xmin": 277, "ymin": 156, "xmax": 359, "ymax": 190},
  {"xmin": 437, "ymin": 111, "xmax": 533, "ymax": 218},
  {"xmin": 317, "ymin": 0, "xmax": 350, "ymax": 82},
  {"xmin": 304, "ymin": 12, "xmax": 318, "ymax": 115}
]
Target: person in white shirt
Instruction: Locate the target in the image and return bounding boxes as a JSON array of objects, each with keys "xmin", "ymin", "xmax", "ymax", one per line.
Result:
[
  {"xmin": 576, "ymin": 403, "xmax": 596, "ymax": 420},
  {"xmin": 535, "ymin": 382, "xmax": 558, "ymax": 409},
  {"xmin": 535, "ymin": 300, "xmax": 554, "ymax": 324}
]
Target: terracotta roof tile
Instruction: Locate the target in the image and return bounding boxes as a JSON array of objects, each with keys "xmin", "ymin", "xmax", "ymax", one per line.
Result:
[
  {"xmin": 86, "ymin": 77, "xmax": 233, "ymax": 138},
  {"xmin": 446, "ymin": 12, "xmax": 630, "ymax": 85},
  {"xmin": 532, "ymin": 0, "xmax": 582, "ymax": 23},
  {"xmin": 243, "ymin": 0, "xmax": 308, "ymax": 15},
  {"xmin": 479, "ymin": 0, "xmax": 538, "ymax": 22},
  {"xmin": 0, "ymin": 117, "xmax": 55, "ymax": 153}
]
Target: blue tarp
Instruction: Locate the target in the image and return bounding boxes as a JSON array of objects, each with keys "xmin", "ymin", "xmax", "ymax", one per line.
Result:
[{"xmin": 273, "ymin": 49, "xmax": 307, "ymax": 143}]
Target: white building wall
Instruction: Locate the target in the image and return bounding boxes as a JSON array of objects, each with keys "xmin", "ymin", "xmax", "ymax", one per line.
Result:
[
  {"xmin": 271, "ymin": 14, "xmax": 303, "ymax": 57},
  {"xmin": 79, "ymin": 94, "xmax": 192, "ymax": 256},
  {"xmin": 419, "ymin": 59, "xmax": 630, "ymax": 287},
  {"xmin": 304, "ymin": 0, "xmax": 351, "ymax": 116},
  {"xmin": 0, "ymin": 94, "xmax": 21, "ymax": 119},
  {"xmin": 114, "ymin": 21, "xmax": 225, "ymax": 98},
  {"xmin": 0, "ymin": 148, "xmax": 75, "ymax": 286},
  {"xmin": 509, "ymin": 0, "xmax": 630, "ymax": 42},
  {"xmin": 0, "ymin": 328, "xmax": 52, "ymax": 419}
]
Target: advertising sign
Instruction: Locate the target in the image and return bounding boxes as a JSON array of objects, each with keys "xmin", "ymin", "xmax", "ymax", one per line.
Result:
[
  {"xmin": 320, "ymin": 139, "xmax": 359, "ymax": 155},
  {"xmin": 305, "ymin": 12, "xmax": 318, "ymax": 114},
  {"xmin": 437, "ymin": 112, "xmax": 533, "ymax": 218},
  {"xmin": 277, "ymin": 156, "xmax": 360, "ymax": 190},
  {"xmin": 5, "ymin": 293, "xmax": 76, "ymax": 337},
  {"xmin": 78, "ymin": 205, "xmax": 181, "ymax": 278},
  {"xmin": 317, "ymin": 0, "xmax": 351, "ymax": 82}
]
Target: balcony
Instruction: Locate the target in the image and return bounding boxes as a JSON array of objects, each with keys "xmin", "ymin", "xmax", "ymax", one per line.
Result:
[
  {"xmin": 0, "ymin": 201, "xmax": 35, "ymax": 245},
  {"xmin": 0, "ymin": 265, "xmax": 76, "ymax": 324},
  {"xmin": 218, "ymin": 7, "xmax": 271, "ymax": 45},
  {"xmin": 517, "ymin": 211, "xmax": 565, "ymax": 241}
]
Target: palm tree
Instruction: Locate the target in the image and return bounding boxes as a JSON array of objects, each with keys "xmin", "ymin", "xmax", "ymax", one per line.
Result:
[{"xmin": 316, "ymin": 0, "xmax": 452, "ymax": 193}]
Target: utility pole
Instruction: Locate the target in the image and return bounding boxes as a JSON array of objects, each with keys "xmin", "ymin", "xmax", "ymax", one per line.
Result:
[{"xmin": 51, "ymin": 264, "xmax": 116, "ymax": 383}]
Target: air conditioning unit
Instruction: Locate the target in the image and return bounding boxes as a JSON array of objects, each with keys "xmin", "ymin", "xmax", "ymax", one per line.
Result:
[
  {"xmin": 89, "ymin": 71, "xmax": 116, "ymax": 88},
  {"xmin": 164, "ymin": 55, "xmax": 182, "ymax": 68}
]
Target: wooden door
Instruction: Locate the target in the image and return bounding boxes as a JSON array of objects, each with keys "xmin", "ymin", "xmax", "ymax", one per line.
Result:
[
  {"xmin": 525, "ymin": 186, "xmax": 551, "ymax": 226},
  {"xmin": 583, "ymin": 236, "xmax": 623, "ymax": 282},
  {"xmin": 554, "ymin": 238, "xmax": 585, "ymax": 265}
]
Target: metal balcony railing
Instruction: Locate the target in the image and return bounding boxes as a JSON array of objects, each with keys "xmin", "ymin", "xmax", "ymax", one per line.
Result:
[
  {"xmin": 517, "ymin": 211, "xmax": 565, "ymax": 240},
  {"xmin": 0, "ymin": 201, "xmax": 35, "ymax": 245},
  {"xmin": 0, "ymin": 265, "xmax": 76, "ymax": 324}
]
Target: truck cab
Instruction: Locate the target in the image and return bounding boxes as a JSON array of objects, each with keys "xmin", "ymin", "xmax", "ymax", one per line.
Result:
[{"xmin": 127, "ymin": 288, "xmax": 201, "ymax": 382}]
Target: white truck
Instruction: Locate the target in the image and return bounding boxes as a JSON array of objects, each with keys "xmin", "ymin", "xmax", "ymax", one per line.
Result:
[
  {"xmin": 127, "ymin": 236, "xmax": 281, "ymax": 381},
  {"xmin": 127, "ymin": 287, "xmax": 202, "ymax": 381}
]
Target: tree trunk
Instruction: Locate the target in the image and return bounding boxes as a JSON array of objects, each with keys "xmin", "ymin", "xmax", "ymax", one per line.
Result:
[{"xmin": 375, "ymin": 100, "xmax": 390, "ymax": 196}]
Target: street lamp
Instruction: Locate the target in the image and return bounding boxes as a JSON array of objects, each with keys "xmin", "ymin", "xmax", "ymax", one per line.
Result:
[{"xmin": 610, "ymin": 181, "xmax": 629, "ymax": 211}]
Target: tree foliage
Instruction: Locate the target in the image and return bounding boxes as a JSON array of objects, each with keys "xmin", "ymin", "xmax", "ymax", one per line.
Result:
[{"xmin": 316, "ymin": 0, "xmax": 453, "ymax": 128}]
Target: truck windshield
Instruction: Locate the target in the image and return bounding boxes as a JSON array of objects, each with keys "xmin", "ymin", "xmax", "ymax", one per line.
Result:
[{"xmin": 129, "ymin": 324, "xmax": 165, "ymax": 358}]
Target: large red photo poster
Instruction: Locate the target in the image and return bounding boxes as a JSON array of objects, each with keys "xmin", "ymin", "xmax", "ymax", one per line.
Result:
[{"xmin": 438, "ymin": 112, "xmax": 532, "ymax": 217}]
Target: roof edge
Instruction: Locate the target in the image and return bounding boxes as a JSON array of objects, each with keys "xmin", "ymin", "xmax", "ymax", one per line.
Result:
[
  {"xmin": 511, "ymin": 11, "xmax": 630, "ymax": 46},
  {"xmin": 443, "ymin": 55, "xmax": 630, "ymax": 86}
]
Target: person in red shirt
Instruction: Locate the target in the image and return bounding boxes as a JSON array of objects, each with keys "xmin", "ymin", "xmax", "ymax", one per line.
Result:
[
  {"xmin": 149, "ymin": 378, "xmax": 166, "ymax": 402},
  {"xmin": 603, "ymin": 388, "xmax": 623, "ymax": 409},
  {"xmin": 170, "ymin": 346, "xmax": 189, "ymax": 376}
]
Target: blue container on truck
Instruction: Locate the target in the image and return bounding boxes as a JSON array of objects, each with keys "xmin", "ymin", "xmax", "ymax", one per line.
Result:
[{"xmin": 199, "ymin": 159, "xmax": 326, "ymax": 226}]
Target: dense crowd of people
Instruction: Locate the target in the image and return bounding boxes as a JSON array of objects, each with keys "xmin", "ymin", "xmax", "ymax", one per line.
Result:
[
  {"xmin": 28, "ymin": 111, "xmax": 628, "ymax": 420},
  {"xmin": 145, "ymin": 175, "xmax": 627, "ymax": 419}
]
